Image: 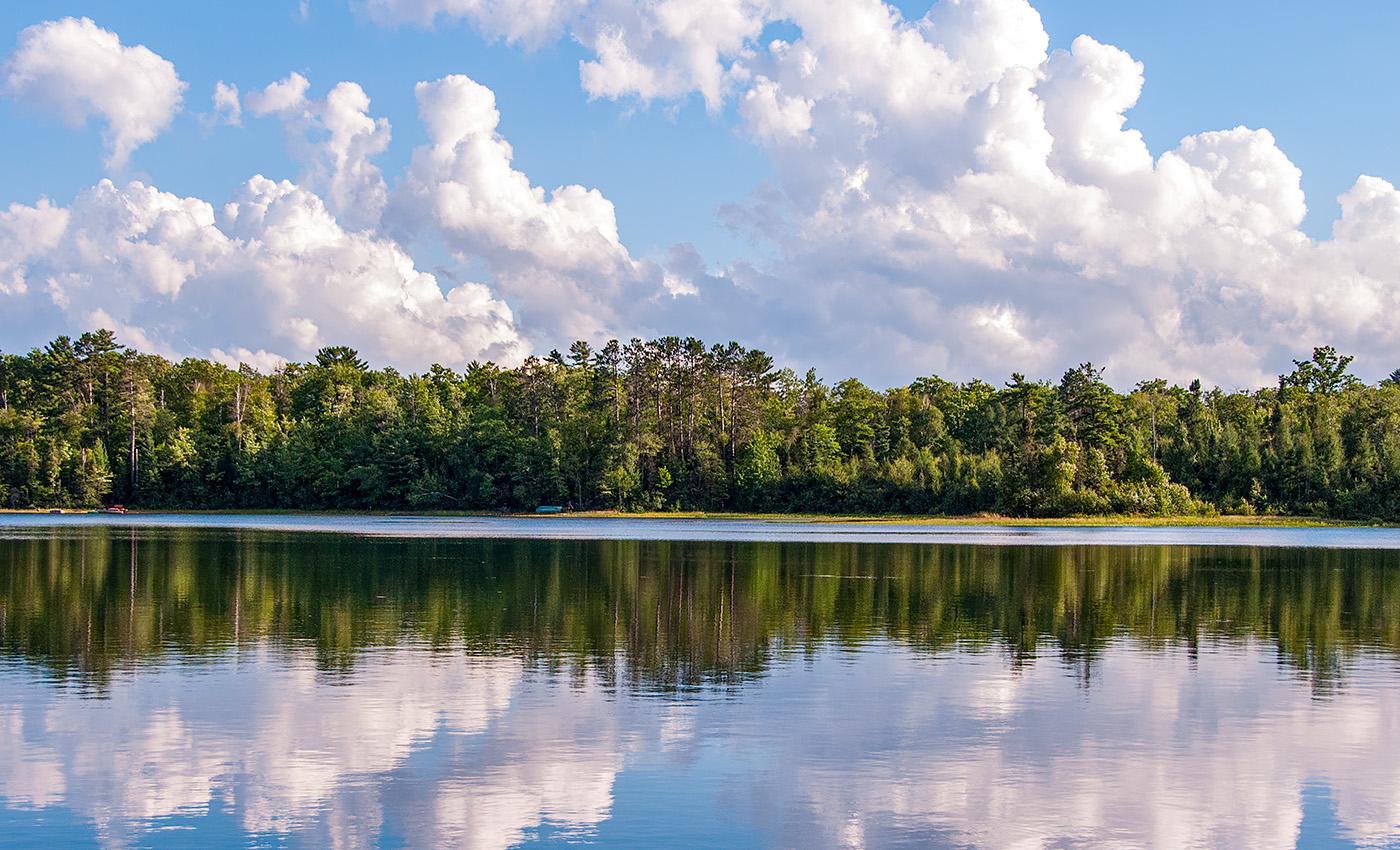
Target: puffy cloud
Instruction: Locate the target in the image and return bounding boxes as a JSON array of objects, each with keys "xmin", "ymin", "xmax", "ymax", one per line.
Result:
[
  {"xmin": 0, "ymin": 198, "xmax": 68, "ymax": 297},
  {"xmin": 1038, "ymin": 35, "xmax": 1151, "ymax": 188},
  {"xmin": 211, "ymin": 80, "xmax": 242, "ymax": 126},
  {"xmin": 397, "ymin": 75, "xmax": 623, "ymax": 260},
  {"xmin": 361, "ymin": 0, "xmax": 769, "ymax": 109},
  {"xmin": 11, "ymin": 2, "xmax": 1400, "ymax": 385},
  {"xmin": 2, "ymin": 17, "xmax": 185, "ymax": 170},
  {"xmin": 0, "ymin": 65, "xmax": 662, "ymax": 372},
  {"xmin": 356, "ymin": 0, "xmax": 1400, "ymax": 385},
  {"xmin": 388, "ymin": 74, "xmax": 663, "ymax": 341},
  {"xmin": 245, "ymin": 71, "xmax": 311, "ymax": 116},
  {"xmin": 739, "ymin": 76, "xmax": 812, "ymax": 144},
  {"xmin": 575, "ymin": 0, "xmax": 771, "ymax": 109},
  {"xmin": 661, "ymin": 0, "xmax": 1398, "ymax": 384},
  {"xmin": 248, "ymin": 73, "xmax": 391, "ymax": 230},
  {"xmin": 730, "ymin": 2, "xmax": 1400, "ymax": 384},
  {"xmin": 0, "ymin": 176, "xmax": 526, "ymax": 369},
  {"xmin": 296, "ymin": 80, "xmax": 391, "ymax": 231},
  {"xmin": 1334, "ymin": 175, "xmax": 1400, "ymax": 247}
]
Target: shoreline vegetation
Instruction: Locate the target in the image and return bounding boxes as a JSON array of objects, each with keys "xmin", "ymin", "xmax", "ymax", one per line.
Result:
[{"xmin": 3, "ymin": 330, "xmax": 1400, "ymax": 522}]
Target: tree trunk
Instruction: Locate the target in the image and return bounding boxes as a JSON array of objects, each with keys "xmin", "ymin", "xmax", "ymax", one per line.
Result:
[
  {"xmin": 234, "ymin": 381, "xmax": 245, "ymax": 451},
  {"xmin": 129, "ymin": 389, "xmax": 138, "ymax": 494}
]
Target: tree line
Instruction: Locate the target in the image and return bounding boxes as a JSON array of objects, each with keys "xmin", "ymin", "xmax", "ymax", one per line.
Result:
[{"xmin": 2, "ymin": 329, "xmax": 1399, "ymax": 519}]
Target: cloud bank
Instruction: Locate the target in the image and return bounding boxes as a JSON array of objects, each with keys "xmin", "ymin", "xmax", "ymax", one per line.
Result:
[
  {"xmin": 359, "ymin": 0, "xmax": 1400, "ymax": 386},
  {"xmin": 0, "ymin": 175, "xmax": 526, "ymax": 371},
  {"xmin": 4, "ymin": 3, "xmax": 1400, "ymax": 386}
]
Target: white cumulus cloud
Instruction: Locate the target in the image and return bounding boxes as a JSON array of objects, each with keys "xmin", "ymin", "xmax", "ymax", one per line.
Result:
[
  {"xmin": 0, "ymin": 176, "xmax": 526, "ymax": 369},
  {"xmin": 10, "ymin": 3, "xmax": 1400, "ymax": 386},
  {"xmin": 388, "ymin": 73, "xmax": 665, "ymax": 341},
  {"xmin": 248, "ymin": 73, "xmax": 392, "ymax": 231},
  {"xmin": 2, "ymin": 17, "xmax": 186, "ymax": 170},
  {"xmin": 211, "ymin": 80, "xmax": 242, "ymax": 126},
  {"xmin": 354, "ymin": 0, "xmax": 1400, "ymax": 385},
  {"xmin": 0, "ymin": 198, "xmax": 68, "ymax": 297}
]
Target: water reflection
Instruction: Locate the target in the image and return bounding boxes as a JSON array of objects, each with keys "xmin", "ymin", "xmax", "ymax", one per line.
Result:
[{"xmin": 1, "ymin": 528, "xmax": 1399, "ymax": 848}]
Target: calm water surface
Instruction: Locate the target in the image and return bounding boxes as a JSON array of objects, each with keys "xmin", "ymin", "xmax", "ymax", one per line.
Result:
[{"xmin": 1, "ymin": 516, "xmax": 1399, "ymax": 849}]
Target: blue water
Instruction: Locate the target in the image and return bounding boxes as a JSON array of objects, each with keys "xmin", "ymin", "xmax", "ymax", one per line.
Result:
[
  {"xmin": 3, "ymin": 511, "xmax": 1399, "ymax": 548},
  {"xmin": 0, "ymin": 516, "xmax": 1397, "ymax": 849}
]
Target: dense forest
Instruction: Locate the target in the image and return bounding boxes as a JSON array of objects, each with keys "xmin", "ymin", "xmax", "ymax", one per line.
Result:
[{"xmin": 2, "ymin": 330, "xmax": 1400, "ymax": 519}]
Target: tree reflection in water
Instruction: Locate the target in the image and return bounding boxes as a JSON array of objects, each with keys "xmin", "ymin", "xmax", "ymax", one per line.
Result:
[
  {"xmin": 1, "ymin": 528, "xmax": 1399, "ymax": 849},
  {"xmin": 3, "ymin": 529, "xmax": 1396, "ymax": 688}
]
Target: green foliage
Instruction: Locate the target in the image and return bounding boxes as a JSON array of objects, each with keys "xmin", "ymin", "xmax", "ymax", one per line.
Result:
[
  {"xmin": 736, "ymin": 429, "xmax": 782, "ymax": 507},
  {"xmin": 601, "ymin": 447, "xmax": 641, "ymax": 509},
  {"xmin": 1286, "ymin": 346, "xmax": 1359, "ymax": 395},
  {"xmin": 315, "ymin": 346, "xmax": 368, "ymax": 371},
  {"xmin": 2, "ymin": 331, "xmax": 1398, "ymax": 519}
]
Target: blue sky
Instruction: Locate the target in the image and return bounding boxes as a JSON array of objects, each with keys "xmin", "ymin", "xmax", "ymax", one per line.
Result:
[
  {"xmin": 1031, "ymin": 0, "xmax": 1400, "ymax": 241},
  {"xmin": 0, "ymin": 1, "xmax": 770, "ymax": 263},
  {"xmin": 3, "ymin": 1, "xmax": 1399, "ymax": 385},
  {"xmin": 4, "ymin": 0, "xmax": 1397, "ymax": 255}
]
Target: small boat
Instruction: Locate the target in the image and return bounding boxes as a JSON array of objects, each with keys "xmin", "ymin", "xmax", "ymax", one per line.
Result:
[
  {"xmin": 101, "ymin": 505, "xmax": 129, "ymax": 514},
  {"xmin": 48, "ymin": 508, "xmax": 64, "ymax": 514},
  {"xmin": 535, "ymin": 505, "xmax": 564, "ymax": 514}
]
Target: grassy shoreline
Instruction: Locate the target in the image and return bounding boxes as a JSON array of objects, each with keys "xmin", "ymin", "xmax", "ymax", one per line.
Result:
[{"xmin": 0, "ymin": 507, "xmax": 1383, "ymax": 528}]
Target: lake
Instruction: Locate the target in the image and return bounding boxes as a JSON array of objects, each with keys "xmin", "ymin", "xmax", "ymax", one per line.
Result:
[{"xmin": 1, "ymin": 515, "xmax": 1399, "ymax": 849}]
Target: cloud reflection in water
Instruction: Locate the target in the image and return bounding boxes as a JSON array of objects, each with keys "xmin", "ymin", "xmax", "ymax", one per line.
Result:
[
  {"xmin": 1, "ymin": 639, "xmax": 1398, "ymax": 849},
  {"xmin": 2, "ymin": 528, "xmax": 1400, "ymax": 848}
]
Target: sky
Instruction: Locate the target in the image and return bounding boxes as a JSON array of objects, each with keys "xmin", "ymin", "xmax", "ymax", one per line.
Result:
[{"xmin": 1, "ymin": 0, "xmax": 1398, "ymax": 388}]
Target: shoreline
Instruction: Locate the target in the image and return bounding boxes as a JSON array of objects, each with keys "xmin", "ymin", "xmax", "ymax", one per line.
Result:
[{"xmin": 0, "ymin": 508, "xmax": 1381, "ymax": 528}]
